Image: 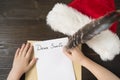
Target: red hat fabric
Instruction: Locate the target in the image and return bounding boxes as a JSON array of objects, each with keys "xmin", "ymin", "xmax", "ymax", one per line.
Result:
[{"xmin": 68, "ymin": 0, "xmax": 117, "ymax": 32}]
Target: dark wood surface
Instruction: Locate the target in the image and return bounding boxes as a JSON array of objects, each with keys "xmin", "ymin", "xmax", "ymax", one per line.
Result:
[{"xmin": 0, "ymin": 0, "xmax": 120, "ymax": 80}]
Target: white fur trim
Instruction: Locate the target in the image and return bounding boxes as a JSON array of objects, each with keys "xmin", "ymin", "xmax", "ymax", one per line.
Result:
[
  {"xmin": 86, "ymin": 30, "xmax": 120, "ymax": 61},
  {"xmin": 46, "ymin": 3, "xmax": 91, "ymax": 35}
]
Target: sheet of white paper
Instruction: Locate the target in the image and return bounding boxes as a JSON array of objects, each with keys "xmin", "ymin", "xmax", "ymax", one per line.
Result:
[{"xmin": 33, "ymin": 37, "xmax": 75, "ymax": 80}]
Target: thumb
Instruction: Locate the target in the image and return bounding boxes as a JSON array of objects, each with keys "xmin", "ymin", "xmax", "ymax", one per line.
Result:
[
  {"xmin": 63, "ymin": 47, "xmax": 72, "ymax": 60},
  {"xmin": 26, "ymin": 58, "xmax": 38, "ymax": 72}
]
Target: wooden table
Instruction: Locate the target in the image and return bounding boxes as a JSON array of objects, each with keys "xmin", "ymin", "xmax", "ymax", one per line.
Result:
[{"xmin": 0, "ymin": 0, "xmax": 120, "ymax": 80}]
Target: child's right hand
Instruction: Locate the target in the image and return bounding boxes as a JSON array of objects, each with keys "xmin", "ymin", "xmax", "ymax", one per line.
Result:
[{"xmin": 63, "ymin": 46, "xmax": 87, "ymax": 64}]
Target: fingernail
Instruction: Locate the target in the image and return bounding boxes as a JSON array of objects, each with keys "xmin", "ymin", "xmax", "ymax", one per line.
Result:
[
  {"xmin": 17, "ymin": 48, "xmax": 20, "ymax": 50},
  {"xmin": 21, "ymin": 44, "xmax": 24, "ymax": 47}
]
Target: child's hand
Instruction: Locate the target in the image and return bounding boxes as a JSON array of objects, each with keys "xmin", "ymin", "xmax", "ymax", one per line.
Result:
[
  {"xmin": 12, "ymin": 43, "xmax": 37, "ymax": 74},
  {"xmin": 63, "ymin": 46, "xmax": 87, "ymax": 64},
  {"xmin": 7, "ymin": 43, "xmax": 37, "ymax": 80}
]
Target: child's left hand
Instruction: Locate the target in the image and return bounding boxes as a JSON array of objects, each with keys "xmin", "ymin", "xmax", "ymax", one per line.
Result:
[{"xmin": 7, "ymin": 43, "xmax": 37, "ymax": 80}]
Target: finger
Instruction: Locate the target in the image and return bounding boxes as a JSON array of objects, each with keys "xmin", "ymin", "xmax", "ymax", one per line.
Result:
[
  {"xmin": 26, "ymin": 58, "xmax": 38, "ymax": 72},
  {"xmin": 19, "ymin": 43, "xmax": 25, "ymax": 55},
  {"xmin": 15, "ymin": 48, "xmax": 20, "ymax": 58},
  {"xmin": 26, "ymin": 44, "xmax": 33, "ymax": 59},
  {"xmin": 22, "ymin": 43, "xmax": 30, "ymax": 56},
  {"xmin": 63, "ymin": 48, "xmax": 72, "ymax": 59}
]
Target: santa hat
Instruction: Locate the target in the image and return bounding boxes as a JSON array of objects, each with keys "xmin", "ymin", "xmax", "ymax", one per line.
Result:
[
  {"xmin": 46, "ymin": 1, "xmax": 120, "ymax": 61},
  {"xmin": 68, "ymin": 0, "xmax": 118, "ymax": 33}
]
